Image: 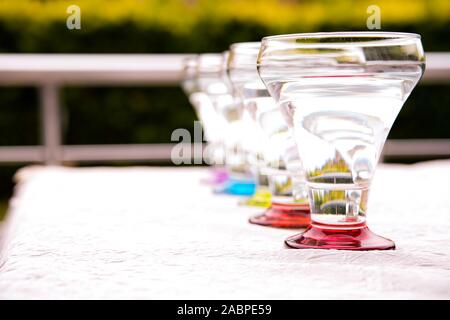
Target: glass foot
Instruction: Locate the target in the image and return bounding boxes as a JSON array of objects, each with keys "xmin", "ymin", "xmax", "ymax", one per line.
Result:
[
  {"xmin": 214, "ymin": 179, "xmax": 256, "ymax": 196},
  {"xmin": 249, "ymin": 202, "xmax": 310, "ymax": 228},
  {"xmin": 201, "ymin": 168, "xmax": 229, "ymax": 185},
  {"xmin": 239, "ymin": 188, "xmax": 271, "ymax": 208},
  {"xmin": 285, "ymin": 224, "xmax": 395, "ymax": 250}
]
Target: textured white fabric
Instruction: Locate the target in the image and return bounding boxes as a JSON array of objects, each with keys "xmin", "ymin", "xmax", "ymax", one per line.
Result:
[{"xmin": 0, "ymin": 162, "xmax": 449, "ymax": 299}]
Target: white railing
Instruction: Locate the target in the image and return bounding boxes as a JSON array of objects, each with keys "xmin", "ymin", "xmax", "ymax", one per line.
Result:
[{"xmin": 0, "ymin": 53, "xmax": 449, "ymax": 164}]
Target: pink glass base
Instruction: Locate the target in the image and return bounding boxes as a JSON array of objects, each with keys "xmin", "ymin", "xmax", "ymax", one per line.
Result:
[
  {"xmin": 249, "ymin": 202, "xmax": 310, "ymax": 228},
  {"xmin": 285, "ymin": 223, "xmax": 395, "ymax": 251}
]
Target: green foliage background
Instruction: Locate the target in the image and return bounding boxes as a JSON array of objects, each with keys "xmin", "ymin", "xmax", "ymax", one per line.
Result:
[{"xmin": 0, "ymin": 0, "xmax": 449, "ymax": 206}]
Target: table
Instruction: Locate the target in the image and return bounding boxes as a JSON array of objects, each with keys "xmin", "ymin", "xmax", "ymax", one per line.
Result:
[{"xmin": 0, "ymin": 162, "xmax": 449, "ymax": 299}]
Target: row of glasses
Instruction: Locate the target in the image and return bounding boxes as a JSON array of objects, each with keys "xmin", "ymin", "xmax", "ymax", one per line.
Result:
[
  {"xmin": 227, "ymin": 42, "xmax": 310, "ymax": 228},
  {"xmin": 183, "ymin": 53, "xmax": 273, "ymax": 202},
  {"xmin": 182, "ymin": 53, "xmax": 257, "ymax": 195},
  {"xmin": 183, "ymin": 31, "xmax": 425, "ymax": 250}
]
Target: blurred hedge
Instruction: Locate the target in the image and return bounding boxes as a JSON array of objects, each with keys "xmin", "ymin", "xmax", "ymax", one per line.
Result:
[
  {"xmin": 1, "ymin": 0, "xmax": 450, "ymax": 53},
  {"xmin": 0, "ymin": 0, "xmax": 449, "ymax": 147}
]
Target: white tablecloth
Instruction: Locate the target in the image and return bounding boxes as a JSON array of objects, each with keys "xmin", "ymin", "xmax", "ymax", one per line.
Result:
[{"xmin": 0, "ymin": 161, "xmax": 449, "ymax": 299}]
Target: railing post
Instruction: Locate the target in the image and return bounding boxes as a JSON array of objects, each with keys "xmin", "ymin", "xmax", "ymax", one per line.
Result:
[{"xmin": 39, "ymin": 84, "xmax": 62, "ymax": 165}]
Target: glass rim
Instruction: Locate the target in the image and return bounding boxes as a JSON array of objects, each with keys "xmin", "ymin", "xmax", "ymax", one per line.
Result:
[
  {"xmin": 261, "ymin": 31, "xmax": 421, "ymax": 47},
  {"xmin": 181, "ymin": 55, "xmax": 198, "ymax": 79},
  {"xmin": 197, "ymin": 53, "xmax": 223, "ymax": 63},
  {"xmin": 229, "ymin": 41, "xmax": 261, "ymax": 51},
  {"xmin": 228, "ymin": 42, "xmax": 260, "ymax": 70},
  {"xmin": 197, "ymin": 53, "xmax": 225, "ymax": 74},
  {"xmin": 182, "ymin": 55, "xmax": 198, "ymax": 66}
]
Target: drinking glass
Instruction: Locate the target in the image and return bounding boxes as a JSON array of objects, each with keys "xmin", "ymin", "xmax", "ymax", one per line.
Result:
[
  {"xmin": 226, "ymin": 44, "xmax": 272, "ymax": 208},
  {"xmin": 181, "ymin": 55, "xmax": 228, "ymax": 184},
  {"xmin": 258, "ymin": 32, "xmax": 425, "ymax": 249},
  {"xmin": 228, "ymin": 42, "xmax": 310, "ymax": 227},
  {"xmin": 196, "ymin": 53, "xmax": 256, "ymax": 195}
]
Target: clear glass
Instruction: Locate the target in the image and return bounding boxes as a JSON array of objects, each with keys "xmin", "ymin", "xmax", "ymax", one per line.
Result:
[
  {"xmin": 258, "ymin": 32, "xmax": 425, "ymax": 249},
  {"xmin": 228, "ymin": 42, "xmax": 310, "ymax": 227},
  {"xmin": 194, "ymin": 53, "xmax": 255, "ymax": 195},
  {"xmin": 181, "ymin": 55, "xmax": 228, "ymax": 184},
  {"xmin": 226, "ymin": 43, "xmax": 271, "ymax": 207}
]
